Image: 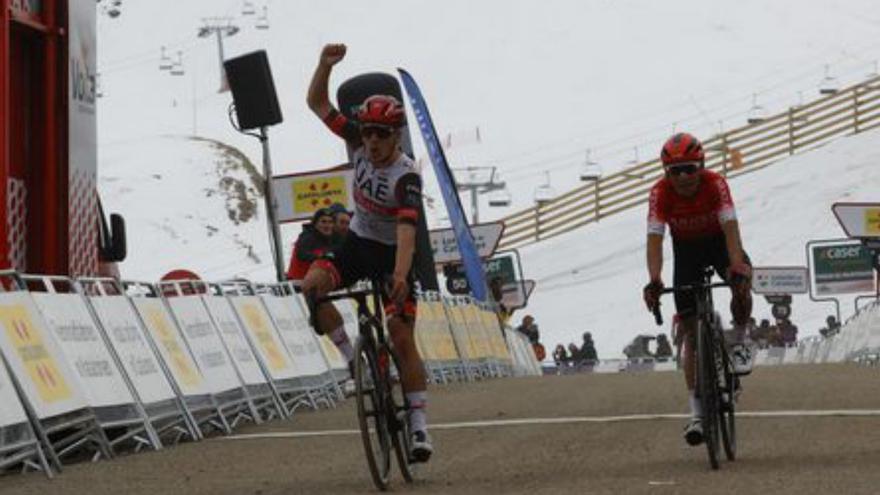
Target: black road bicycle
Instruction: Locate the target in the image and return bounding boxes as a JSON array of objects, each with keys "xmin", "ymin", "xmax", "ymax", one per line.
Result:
[
  {"xmin": 653, "ymin": 268, "xmax": 740, "ymax": 470},
  {"xmin": 307, "ymin": 280, "xmax": 415, "ymax": 491}
]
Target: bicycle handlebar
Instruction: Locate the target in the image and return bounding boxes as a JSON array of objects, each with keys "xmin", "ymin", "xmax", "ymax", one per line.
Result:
[{"xmin": 651, "ymin": 280, "xmax": 734, "ymax": 327}]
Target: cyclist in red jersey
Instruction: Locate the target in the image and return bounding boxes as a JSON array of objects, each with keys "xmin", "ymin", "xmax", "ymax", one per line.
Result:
[
  {"xmin": 303, "ymin": 43, "xmax": 432, "ymax": 462},
  {"xmin": 642, "ymin": 133, "xmax": 754, "ymax": 447}
]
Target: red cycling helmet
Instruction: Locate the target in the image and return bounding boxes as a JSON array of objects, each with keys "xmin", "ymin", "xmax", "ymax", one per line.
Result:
[
  {"xmin": 356, "ymin": 94, "xmax": 405, "ymax": 128},
  {"xmin": 660, "ymin": 132, "xmax": 705, "ymax": 165}
]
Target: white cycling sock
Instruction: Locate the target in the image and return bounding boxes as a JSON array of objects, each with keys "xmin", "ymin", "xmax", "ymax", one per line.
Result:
[
  {"xmin": 407, "ymin": 391, "xmax": 428, "ymax": 432},
  {"xmin": 329, "ymin": 326, "xmax": 354, "ymax": 362},
  {"xmin": 689, "ymin": 392, "xmax": 702, "ymax": 418}
]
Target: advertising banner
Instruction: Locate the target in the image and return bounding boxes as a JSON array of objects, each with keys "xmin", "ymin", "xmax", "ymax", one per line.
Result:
[
  {"xmin": 131, "ymin": 299, "xmax": 205, "ymax": 395},
  {"xmin": 0, "ymin": 293, "xmax": 86, "ymax": 418},
  {"xmin": 272, "ymin": 167, "xmax": 353, "ymax": 223},
  {"xmin": 430, "ymin": 222, "xmax": 504, "ymax": 264},
  {"xmin": 87, "ymin": 296, "xmax": 176, "ymax": 404},
  {"xmin": 832, "ymin": 202, "xmax": 880, "ymax": 238},
  {"xmin": 752, "ymin": 267, "xmax": 809, "ymax": 295},
  {"xmin": 31, "ymin": 293, "xmax": 134, "ymax": 408},
  {"xmin": 810, "ymin": 242, "xmax": 875, "ymax": 296},
  {"xmin": 400, "ymin": 69, "xmax": 488, "ymax": 300}
]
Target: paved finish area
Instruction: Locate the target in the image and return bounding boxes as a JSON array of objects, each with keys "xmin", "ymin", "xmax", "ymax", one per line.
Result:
[{"xmin": 3, "ymin": 363, "xmax": 880, "ymax": 494}]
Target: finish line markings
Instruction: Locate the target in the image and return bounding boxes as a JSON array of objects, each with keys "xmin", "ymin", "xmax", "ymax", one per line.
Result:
[{"xmin": 221, "ymin": 409, "xmax": 880, "ymax": 441}]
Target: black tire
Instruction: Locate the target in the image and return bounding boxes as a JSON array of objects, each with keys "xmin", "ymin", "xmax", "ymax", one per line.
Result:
[
  {"xmin": 354, "ymin": 336, "xmax": 392, "ymax": 490},
  {"xmin": 718, "ymin": 337, "xmax": 737, "ymax": 461},
  {"xmin": 381, "ymin": 344, "xmax": 414, "ymax": 483},
  {"xmin": 697, "ymin": 317, "xmax": 720, "ymax": 470}
]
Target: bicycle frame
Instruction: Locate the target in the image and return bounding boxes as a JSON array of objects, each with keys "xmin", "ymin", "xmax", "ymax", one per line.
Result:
[
  {"xmin": 653, "ymin": 270, "xmax": 737, "ymax": 470},
  {"xmin": 306, "ymin": 280, "xmax": 414, "ymax": 490}
]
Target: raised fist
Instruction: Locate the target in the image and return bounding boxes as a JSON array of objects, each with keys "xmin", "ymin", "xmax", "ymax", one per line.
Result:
[{"xmin": 320, "ymin": 44, "xmax": 347, "ymax": 67}]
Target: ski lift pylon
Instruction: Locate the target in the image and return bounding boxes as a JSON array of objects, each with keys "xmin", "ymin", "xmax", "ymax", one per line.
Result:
[{"xmin": 242, "ymin": 0, "xmax": 256, "ymax": 16}]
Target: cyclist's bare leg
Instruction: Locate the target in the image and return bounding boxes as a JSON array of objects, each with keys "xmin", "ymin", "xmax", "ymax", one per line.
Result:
[
  {"xmin": 317, "ymin": 303, "xmax": 354, "ymax": 362},
  {"xmin": 301, "ymin": 264, "xmax": 336, "ymax": 298},
  {"xmin": 680, "ymin": 316, "xmax": 697, "ymax": 392},
  {"xmin": 301, "ymin": 266, "xmax": 354, "ymax": 361},
  {"xmin": 387, "ymin": 315, "xmax": 426, "ymax": 394},
  {"xmin": 388, "ymin": 313, "xmax": 431, "ymax": 447},
  {"xmin": 316, "ymin": 303, "xmax": 343, "ymax": 334},
  {"xmin": 729, "ymin": 277, "xmax": 753, "ymax": 341}
]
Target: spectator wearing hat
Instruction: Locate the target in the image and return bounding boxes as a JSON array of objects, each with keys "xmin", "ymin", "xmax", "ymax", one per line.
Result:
[
  {"xmin": 328, "ymin": 202, "xmax": 352, "ymax": 239},
  {"xmin": 285, "ymin": 208, "xmax": 355, "ymax": 367},
  {"xmin": 287, "ymin": 208, "xmax": 337, "ymax": 283}
]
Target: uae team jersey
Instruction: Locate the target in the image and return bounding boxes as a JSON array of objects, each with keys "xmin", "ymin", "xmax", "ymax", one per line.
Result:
[
  {"xmin": 646, "ymin": 169, "xmax": 737, "ymax": 242},
  {"xmin": 323, "ymin": 109, "xmax": 422, "ymax": 246}
]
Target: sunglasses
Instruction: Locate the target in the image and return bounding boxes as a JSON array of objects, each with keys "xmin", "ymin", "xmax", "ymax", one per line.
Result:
[
  {"xmin": 360, "ymin": 125, "xmax": 394, "ymax": 140},
  {"xmin": 664, "ymin": 162, "xmax": 700, "ymax": 177}
]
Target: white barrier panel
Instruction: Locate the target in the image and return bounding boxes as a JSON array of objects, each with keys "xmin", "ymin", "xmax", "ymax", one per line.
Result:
[
  {"xmin": 200, "ymin": 296, "xmax": 270, "ymax": 386},
  {"xmin": 0, "ymin": 354, "xmax": 28, "ymax": 427},
  {"xmin": 165, "ymin": 297, "xmax": 243, "ymax": 395},
  {"xmin": 88, "ymin": 296, "xmax": 177, "ymax": 404},
  {"xmin": 260, "ymin": 294, "xmax": 329, "ymax": 378},
  {"xmin": 130, "ymin": 298, "xmax": 208, "ymax": 397},
  {"xmin": 0, "ymin": 292, "xmax": 89, "ymax": 418},
  {"xmin": 228, "ymin": 296, "xmax": 298, "ymax": 380},
  {"xmin": 31, "ymin": 293, "xmax": 135, "ymax": 408},
  {"xmin": 781, "ymin": 345, "xmax": 800, "ymax": 365}
]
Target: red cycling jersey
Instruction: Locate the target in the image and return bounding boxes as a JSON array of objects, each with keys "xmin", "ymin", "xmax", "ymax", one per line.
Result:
[{"xmin": 647, "ymin": 169, "xmax": 737, "ymax": 241}]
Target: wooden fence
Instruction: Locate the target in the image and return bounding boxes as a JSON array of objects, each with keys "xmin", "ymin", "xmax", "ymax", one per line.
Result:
[{"xmin": 496, "ymin": 75, "xmax": 880, "ymax": 251}]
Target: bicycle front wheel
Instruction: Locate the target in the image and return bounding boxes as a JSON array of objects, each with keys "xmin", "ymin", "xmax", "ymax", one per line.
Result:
[
  {"xmin": 697, "ymin": 317, "xmax": 721, "ymax": 470},
  {"xmin": 354, "ymin": 336, "xmax": 393, "ymax": 490},
  {"xmin": 381, "ymin": 344, "xmax": 414, "ymax": 483},
  {"xmin": 718, "ymin": 338, "xmax": 737, "ymax": 461}
]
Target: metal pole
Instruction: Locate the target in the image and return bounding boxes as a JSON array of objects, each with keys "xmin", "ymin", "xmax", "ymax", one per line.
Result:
[
  {"xmin": 215, "ymin": 29, "xmax": 228, "ymax": 92},
  {"xmin": 260, "ymin": 127, "xmax": 286, "ymax": 282},
  {"xmin": 471, "ymin": 187, "xmax": 479, "ymax": 224}
]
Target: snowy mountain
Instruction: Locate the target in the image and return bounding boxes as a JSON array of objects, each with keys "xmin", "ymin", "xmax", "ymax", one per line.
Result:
[{"xmin": 96, "ymin": 0, "xmax": 880, "ymax": 356}]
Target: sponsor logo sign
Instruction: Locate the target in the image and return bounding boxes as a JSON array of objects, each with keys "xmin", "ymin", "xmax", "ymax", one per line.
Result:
[
  {"xmin": 430, "ymin": 222, "xmax": 504, "ymax": 264},
  {"xmin": 832, "ymin": 202, "xmax": 880, "ymax": 238},
  {"xmin": 810, "ymin": 242, "xmax": 875, "ymax": 296},
  {"xmin": 752, "ymin": 267, "xmax": 808, "ymax": 294},
  {"xmin": 272, "ymin": 168, "xmax": 353, "ymax": 223},
  {"xmin": 0, "ymin": 305, "xmax": 72, "ymax": 403}
]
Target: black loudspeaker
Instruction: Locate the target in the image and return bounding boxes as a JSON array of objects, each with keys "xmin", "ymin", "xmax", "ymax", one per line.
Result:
[{"xmin": 224, "ymin": 50, "xmax": 283, "ymax": 130}]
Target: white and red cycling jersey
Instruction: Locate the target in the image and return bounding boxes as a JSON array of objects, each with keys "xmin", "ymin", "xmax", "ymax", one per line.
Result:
[
  {"xmin": 646, "ymin": 169, "xmax": 737, "ymax": 242},
  {"xmin": 323, "ymin": 109, "xmax": 421, "ymax": 246}
]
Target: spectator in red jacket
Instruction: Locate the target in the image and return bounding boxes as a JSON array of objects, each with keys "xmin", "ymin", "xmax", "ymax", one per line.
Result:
[
  {"xmin": 287, "ymin": 208, "xmax": 336, "ymax": 284},
  {"xmin": 285, "ymin": 207, "xmax": 354, "ymax": 367}
]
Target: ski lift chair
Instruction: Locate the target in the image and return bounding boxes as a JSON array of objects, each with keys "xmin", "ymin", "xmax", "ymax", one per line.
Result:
[
  {"xmin": 488, "ymin": 188, "xmax": 512, "ymax": 208},
  {"xmin": 159, "ymin": 47, "xmax": 173, "ymax": 71},
  {"xmin": 746, "ymin": 94, "xmax": 767, "ymax": 125},
  {"xmin": 818, "ymin": 64, "xmax": 839, "ymax": 95},
  {"xmin": 255, "ymin": 6, "xmax": 270, "ymax": 30}
]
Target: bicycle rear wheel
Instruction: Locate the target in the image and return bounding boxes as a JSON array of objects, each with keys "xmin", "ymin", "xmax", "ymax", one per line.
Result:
[
  {"xmin": 380, "ymin": 344, "xmax": 414, "ymax": 483},
  {"xmin": 697, "ymin": 317, "xmax": 721, "ymax": 470},
  {"xmin": 354, "ymin": 336, "xmax": 393, "ymax": 490},
  {"xmin": 717, "ymin": 339, "xmax": 737, "ymax": 461}
]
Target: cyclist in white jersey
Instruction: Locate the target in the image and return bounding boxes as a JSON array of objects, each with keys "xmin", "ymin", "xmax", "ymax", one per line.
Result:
[{"xmin": 303, "ymin": 43, "xmax": 432, "ymax": 462}]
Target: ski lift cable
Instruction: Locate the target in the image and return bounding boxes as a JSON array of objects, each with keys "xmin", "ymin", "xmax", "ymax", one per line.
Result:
[
  {"xmin": 487, "ymin": 46, "xmax": 880, "ymax": 171},
  {"xmin": 497, "ymin": 60, "xmax": 875, "ymax": 183}
]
